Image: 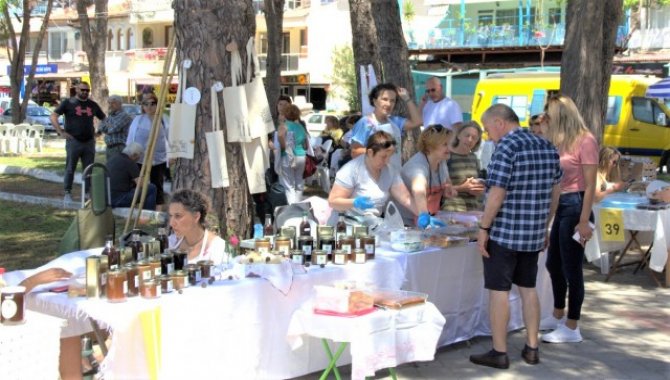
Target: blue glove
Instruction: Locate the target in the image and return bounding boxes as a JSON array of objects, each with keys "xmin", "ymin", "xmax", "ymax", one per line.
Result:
[
  {"xmin": 353, "ymin": 196, "xmax": 375, "ymax": 210},
  {"xmin": 417, "ymin": 212, "xmax": 446, "ymax": 229}
]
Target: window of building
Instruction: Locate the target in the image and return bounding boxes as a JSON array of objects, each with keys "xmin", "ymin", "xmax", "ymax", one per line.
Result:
[
  {"xmin": 282, "ymin": 32, "xmax": 290, "ymax": 54},
  {"xmin": 107, "ymin": 29, "xmax": 113, "ymax": 50},
  {"xmin": 496, "ymin": 8, "xmax": 536, "ymax": 26},
  {"xmin": 606, "ymin": 96, "xmax": 622, "ymax": 125},
  {"xmin": 492, "ymin": 95, "xmax": 529, "ymax": 121},
  {"xmin": 259, "ymin": 33, "xmax": 268, "ymax": 54},
  {"xmin": 285, "ymin": 0, "xmax": 302, "ymax": 10},
  {"xmin": 548, "ymin": 7, "xmax": 562, "ymax": 25},
  {"xmin": 48, "ymin": 30, "xmax": 68, "ymax": 60},
  {"xmin": 477, "ymin": 10, "xmax": 493, "ymax": 26},
  {"xmin": 252, "ymin": 0, "xmax": 264, "ymax": 14},
  {"xmin": 117, "ymin": 29, "xmax": 123, "ymax": 50},
  {"xmin": 127, "ymin": 28, "xmax": 135, "ymax": 50},
  {"xmin": 299, "ymin": 29, "xmax": 308, "ymax": 56}
]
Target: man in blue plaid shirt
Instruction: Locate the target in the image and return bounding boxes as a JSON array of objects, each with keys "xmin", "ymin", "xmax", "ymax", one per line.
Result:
[
  {"xmin": 470, "ymin": 104, "xmax": 562, "ymax": 370},
  {"xmin": 98, "ymin": 95, "xmax": 133, "ymax": 160}
]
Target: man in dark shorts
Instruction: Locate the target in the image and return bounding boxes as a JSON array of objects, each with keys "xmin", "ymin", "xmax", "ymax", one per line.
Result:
[
  {"xmin": 50, "ymin": 82, "xmax": 106, "ymax": 202},
  {"xmin": 470, "ymin": 104, "xmax": 562, "ymax": 369}
]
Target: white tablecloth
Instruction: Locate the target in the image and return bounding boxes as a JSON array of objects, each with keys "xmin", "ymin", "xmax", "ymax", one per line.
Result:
[
  {"xmin": 287, "ymin": 302, "xmax": 445, "ymax": 380},
  {"xmin": 0, "ymin": 310, "xmax": 66, "ymax": 380},
  {"xmin": 590, "ymin": 205, "xmax": 670, "ymax": 273}
]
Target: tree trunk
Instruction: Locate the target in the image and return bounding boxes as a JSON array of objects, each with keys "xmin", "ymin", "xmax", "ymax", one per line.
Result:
[
  {"xmin": 560, "ymin": 0, "xmax": 623, "ymax": 142},
  {"xmin": 76, "ymin": 0, "xmax": 109, "ymax": 106},
  {"xmin": 348, "ymin": 0, "xmax": 382, "ymax": 112},
  {"xmin": 3, "ymin": 1, "xmax": 32, "ymax": 123},
  {"xmin": 23, "ymin": 0, "xmax": 54, "ymax": 117},
  {"xmin": 370, "ymin": 0, "xmax": 417, "ymax": 162},
  {"xmin": 264, "ymin": 0, "xmax": 284, "ymax": 123},
  {"xmin": 173, "ymin": 0, "xmax": 255, "ymax": 239}
]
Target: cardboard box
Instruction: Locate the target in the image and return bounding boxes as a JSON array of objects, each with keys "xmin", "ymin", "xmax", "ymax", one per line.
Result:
[{"xmin": 619, "ymin": 156, "xmax": 657, "ymax": 182}]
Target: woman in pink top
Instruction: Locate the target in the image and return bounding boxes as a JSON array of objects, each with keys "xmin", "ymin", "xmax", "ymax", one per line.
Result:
[{"xmin": 540, "ymin": 95, "xmax": 598, "ymax": 344}]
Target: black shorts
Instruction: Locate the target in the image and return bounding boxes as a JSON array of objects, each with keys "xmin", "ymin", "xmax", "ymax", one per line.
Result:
[{"xmin": 483, "ymin": 240, "xmax": 539, "ymax": 291}]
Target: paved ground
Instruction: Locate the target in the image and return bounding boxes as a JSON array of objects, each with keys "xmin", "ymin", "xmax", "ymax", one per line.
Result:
[{"xmin": 295, "ymin": 263, "xmax": 670, "ymax": 380}]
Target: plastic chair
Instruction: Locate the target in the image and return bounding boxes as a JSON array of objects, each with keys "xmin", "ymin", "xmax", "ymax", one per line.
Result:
[
  {"xmin": 3, "ymin": 123, "xmax": 18, "ymax": 154},
  {"xmin": 28, "ymin": 124, "xmax": 45, "ymax": 152},
  {"xmin": 12, "ymin": 123, "xmax": 31, "ymax": 154},
  {"xmin": 0, "ymin": 124, "xmax": 8, "ymax": 154}
]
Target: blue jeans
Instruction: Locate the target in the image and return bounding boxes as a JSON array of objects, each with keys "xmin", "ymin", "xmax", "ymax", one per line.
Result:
[
  {"xmin": 546, "ymin": 192, "xmax": 590, "ymax": 321},
  {"xmin": 112, "ymin": 183, "xmax": 157, "ymax": 210}
]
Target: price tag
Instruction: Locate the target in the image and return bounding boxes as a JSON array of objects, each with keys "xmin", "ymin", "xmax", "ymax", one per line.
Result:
[{"xmin": 599, "ymin": 208, "xmax": 624, "ymax": 242}]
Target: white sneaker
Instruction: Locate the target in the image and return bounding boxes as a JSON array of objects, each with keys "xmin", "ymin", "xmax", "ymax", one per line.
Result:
[
  {"xmin": 539, "ymin": 315, "xmax": 566, "ymax": 331},
  {"xmin": 63, "ymin": 193, "xmax": 73, "ymax": 203},
  {"xmin": 542, "ymin": 324, "xmax": 583, "ymax": 343}
]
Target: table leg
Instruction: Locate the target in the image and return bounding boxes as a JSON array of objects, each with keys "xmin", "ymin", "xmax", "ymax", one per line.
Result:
[
  {"xmin": 320, "ymin": 339, "xmax": 346, "ymax": 380},
  {"xmin": 388, "ymin": 367, "xmax": 398, "ymax": 380},
  {"xmin": 605, "ymin": 231, "xmax": 642, "ymax": 282},
  {"xmin": 89, "ymin": 319, "xmax": 108, "ymax": 357}
]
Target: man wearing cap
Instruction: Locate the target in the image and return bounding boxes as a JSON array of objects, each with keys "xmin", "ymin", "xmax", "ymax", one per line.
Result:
[{"xmin": 98, "ymin": 95, "xmax": 133, "ymax": 160}]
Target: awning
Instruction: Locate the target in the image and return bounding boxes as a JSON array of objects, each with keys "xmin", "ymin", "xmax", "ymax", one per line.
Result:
[{"xmin": 646, "ymin": 77, "xmax": 670, "ymax": 99}]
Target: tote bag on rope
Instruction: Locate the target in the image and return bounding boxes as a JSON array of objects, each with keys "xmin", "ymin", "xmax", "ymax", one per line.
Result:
[
  {"xmin": 245, "ymin": 37, "xmax": 275, "ymax": 137},
  {"xmin": 205, "ymin": 85, "xmax": 230, "ymax": 188},
  {"xmin": 168, "ymin": 66, "xmax": 196, "ymax": 159},
  {"xmin": 222, "ymin": 49, "xmax": 252, "ymax": 143}
]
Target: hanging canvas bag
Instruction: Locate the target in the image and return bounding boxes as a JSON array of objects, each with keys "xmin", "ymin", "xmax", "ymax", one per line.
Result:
[
  {"xmin": 222, "ymin": 47, "xmax": 252, "ymax": 143},
  {"xmin": 245, "ymin": 37, "xmax": 275, "ymax": 137},
  {"xmin": 168, "ymin": 65, "xmax": 196, "ymax": 159},
  {"xmin": 205, "ymin": 85, "xmax": 230, "ymax": 188}
]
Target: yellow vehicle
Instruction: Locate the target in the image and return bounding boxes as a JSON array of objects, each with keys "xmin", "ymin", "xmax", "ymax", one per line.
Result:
[{"xmin": 471, "ymin": 73, "xmax": 670, "ymax": 165}]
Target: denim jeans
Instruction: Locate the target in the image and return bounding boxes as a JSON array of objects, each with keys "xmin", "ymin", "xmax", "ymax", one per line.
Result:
[
  {"xmin": 64, "ymin": 138, "xmax": 95, "ymax": 193},
  {"xmin": 546, "ymin": 191, "xmax": 590, "ymax": 320},
  {"xmin": 112, "ymin": 183, "xmax": 157, "ymax": 211}
]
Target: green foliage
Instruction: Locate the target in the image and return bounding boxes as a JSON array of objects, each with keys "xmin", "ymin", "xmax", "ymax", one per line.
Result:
[
  {"xmin": 624, "ymin": 0, "xmax": 670, "ymax": 10},
  {"xmin": 403, "ymin": 0, "xmax": 415, "ymax": 23},
  {"xmin": 330, "ymin": 44, "xmax": 357, "ymax": 112}
]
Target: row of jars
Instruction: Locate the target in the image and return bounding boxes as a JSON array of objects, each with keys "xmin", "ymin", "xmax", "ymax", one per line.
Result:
[
  {"xmin": 288, "ymin": 247, "xmax": 373, "ymax": 266},
  {"xmin": 255, "ymin": 233, "xmax": 376, "ymax": 259}
]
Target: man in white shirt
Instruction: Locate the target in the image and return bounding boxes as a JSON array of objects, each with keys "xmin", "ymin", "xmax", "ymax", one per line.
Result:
[{"xmin": 420, "ymin": 76, "xmax": 463, "ymax": 130}]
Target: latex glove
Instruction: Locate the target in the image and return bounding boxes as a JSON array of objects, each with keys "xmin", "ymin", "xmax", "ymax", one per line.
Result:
[
  {"xmin": 353, "ymin": 196, "xmax": 375, "ymax": 210},
  {"xmin": 417, "ymin": 212, "xmax": 446, "ymax": 229}
]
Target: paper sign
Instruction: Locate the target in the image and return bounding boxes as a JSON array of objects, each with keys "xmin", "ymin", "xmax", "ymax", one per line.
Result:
[{"xmin": 599, "ymin": 208, "xmax": 624, "ymax": 242}]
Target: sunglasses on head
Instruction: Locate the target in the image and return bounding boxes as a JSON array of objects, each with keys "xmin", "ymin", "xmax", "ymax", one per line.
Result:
[
  {"xmin": 371, "ymin": 140, "xmax": 397, "ymax": 150},
  {"xmin": 143, "ymin": 101, "xmax": 157, "ymax": 106},
  {"xmin": 428, "ymin": 124, "xmax": 445, "ymax": 132}
]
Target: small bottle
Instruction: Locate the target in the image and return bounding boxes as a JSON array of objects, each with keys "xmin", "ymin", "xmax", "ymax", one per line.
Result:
[
  {"xmin": 299, "ymin": 212, "xmax": 311, "ymax": 237},
  {"xmin": 156, "ymin": 227, "xmax": 169, "ymax": 253},
  {"xmin": 254, "ymin": 223, "xmax": 264, "ymax": 239},
  {"xmin": 336, "ymin": 215, "xmax": 346, "ymax": 249},
  {"xmin": 129, "ymin": 230, "xmax": 145, "ymax": 261},
  {"xmin": 102, "ymin": 235, "xmax": 120, "ymax": 270},
  {"xmin": 263, "ymin": 214, "xmax": 275, "ymax": 245}
]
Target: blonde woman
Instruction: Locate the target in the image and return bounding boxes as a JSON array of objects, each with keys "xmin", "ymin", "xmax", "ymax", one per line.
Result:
[
  {"xmin": 595, "ymin": 146, "xmax": 628, "ymax": 203},
  {"xmin": 541, "ymin": 95, "xmax": 598, "ymax": 344}
]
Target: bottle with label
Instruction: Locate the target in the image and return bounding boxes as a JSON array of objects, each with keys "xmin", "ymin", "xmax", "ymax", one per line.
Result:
[
  {"xmin": 102, "ymin": 235, "xmax": 121, "ymax": 270},
  {"xmin": 156, "ymin": 227, "xmax": 169, "ymax": 253},
  {"xmin": 129, "ymin": 230, "xmax": 145, "ymax": 261},
  {"xmin": 299, "ymin": 212, "xmax": 311, "ymax": 237},
  {"xmin": 263, "ymin": 214, "xmax": 275, "ymax": 246},
  {"xmin": 336, "ymin": 214, "xmax": 347, "ymax": 249}
]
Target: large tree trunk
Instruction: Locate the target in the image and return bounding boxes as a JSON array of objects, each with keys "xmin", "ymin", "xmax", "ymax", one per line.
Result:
[
  {"xmin": 561, "ymin": 0, "xmax": 623, "ymax": 142},
  {"xmin": 23, "ymin": 1, "xmax": 54, "ymax": 118},
  {"xmin": 173, "ymin": 0, "xmax": 255, "ymax": 239},
  {"xmin": 370, "ymin": 0, "xmax": 417, "ymax": 162},
  {"xmin": 264, "ymin": 0, "xmax": 284, "ymax": 123},
  {"xmin": 76, "ymin": 0, "xmax": 109, "ymax": 105},
  {"xmin": 348, "ymin": 0, "xmax": 382, "ymax": 112}
]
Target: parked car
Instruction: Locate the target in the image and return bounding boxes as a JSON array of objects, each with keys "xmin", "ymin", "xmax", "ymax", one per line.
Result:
[
  {"xmin": 122, "ymin": 103, "xmax": 142, "ymax": 118},
  {"xmin": 303, "ymin": 112, "xmax": 340, "ymax": 135},
  {"xmin": 1, "ymin": 105, "xmax": 62, "ymax": 132},
  {"xmin": 0, "ymin": 99, "xmax": 38, "ymax": 114}
]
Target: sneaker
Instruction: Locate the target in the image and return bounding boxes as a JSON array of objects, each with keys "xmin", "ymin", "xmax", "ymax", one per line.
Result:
[
  {"xmin": 64, "ymin": 192, "xmax": 73, "ymax": 203},
  {"xmin": 542, "ymin": 324, "xmax": 583, "ymax": 343},
  {"xmin": 539, "ymin": 315, "xmax": 566, "ymax": 331}
]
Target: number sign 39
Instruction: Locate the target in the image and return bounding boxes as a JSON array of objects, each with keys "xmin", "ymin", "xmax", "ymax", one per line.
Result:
[{"xmin": 599, "ymin": 208, "xmax": 624, "ymax": 242}]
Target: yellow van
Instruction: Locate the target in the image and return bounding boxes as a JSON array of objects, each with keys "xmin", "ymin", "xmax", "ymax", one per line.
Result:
[{"xmin": 471, "ymin": 73, "xmax": 670, "ymax": 165}]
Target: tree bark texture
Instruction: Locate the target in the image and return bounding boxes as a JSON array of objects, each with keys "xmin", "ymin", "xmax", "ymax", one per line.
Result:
[
  {"xmin": 348, "ymin": 0, "xmax": 382, "ymax": 110},
  {"xmin": 263, "ymin": 0, "xmax": 284, "ymax": 123},
  {"xmin": 370, "ymin": 0, "xmax": 417, "ymax": 162},
  {"xmin": 172, "ymin": 0, "xmax": 256, "ymax": 239},
  {"xmin": 560, "ymin": 0, "xmax": 622, "ymax": 142},
  {"xmin": 76, "ymin": 0, "xmax": 109, "ymax": 105}
]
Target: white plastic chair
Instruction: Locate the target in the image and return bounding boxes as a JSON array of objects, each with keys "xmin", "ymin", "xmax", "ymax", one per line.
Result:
[
  {"xmin": 28, "ymin": 124, "xmax": 45, "ymax": 152},
  {"xmin": 316, "ymin": 139, "xmax": 333, "ymax": 193},
  {"xmin": 3, "ymin": 123, "xmax": 18, "ymax": 154},
  {"xmin": 0, "ymin": 124, "xmax": 8, "ymax": 154},
  {"xmin": 12, "ymin": 123, "xmax": 31, "ymax": 154}
]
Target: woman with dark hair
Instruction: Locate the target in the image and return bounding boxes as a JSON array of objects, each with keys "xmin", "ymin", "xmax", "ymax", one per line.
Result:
[
  {"xmin": 168, "ymin": 189, "xmax": 226, "ymax": 266},
  {"xmin": 443, "ymin": 121, "xmax": 485, "ymax": 211},
  {"xmin": 329, "ymin": 131, "xmax": 415, "ymax": 220},
  {"xmin": 126, "ymin": 93, "xmax": 169, "ymax": 210},
  {"xmin": 350, "ymin": 83, "xmax": 422, "ymax": 168}
]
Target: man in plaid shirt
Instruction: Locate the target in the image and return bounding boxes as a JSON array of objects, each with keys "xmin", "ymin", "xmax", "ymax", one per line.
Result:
[
  {"xmin": 98, "ymin": 95, "xmax": 133, "ymax": 160},
  {"xmin": 470, "ymin": 104, "xmax": 562, "ymax": 369}
]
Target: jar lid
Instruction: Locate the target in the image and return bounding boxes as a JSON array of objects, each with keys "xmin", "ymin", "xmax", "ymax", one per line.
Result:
[
  {"xmin": 298, "ymin": 235, "xmax": 313, "ymax": 241},
  {"xmin": 255, "ymin": 237, "xmax": 270, "ymax": 242},
  {"xmin": 171, "ymin": 270, "xmax": 187, "ymax": 277},
  {"xmin": 124, "ymin": 262, "xmax": 137, "ymax": 268},
  {"xmin": 136, "ymin": 260, "xmax": 150, "ymax": 266},
  {"xmin": 197, "ymin": 260, "xmax": 214, "ymax": 266},
  {"xmin": 142, "ymin": 279, "xmax": 157, "ymax": 286},
  {"xmin": 290, "ymin": 250, "xmax": 303, "ymax": 255},
  {"xmin": 312, "ymin": 250, "xmax": 326, "ymax": 255}
]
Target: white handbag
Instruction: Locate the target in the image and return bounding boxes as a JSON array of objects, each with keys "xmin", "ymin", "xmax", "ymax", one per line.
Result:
[
  {"xmin": 205, "ymin": 86, "xmax": 229, "ymax": 188},
  {"xmin": 245, "ymin": 37, "xmax": 275, "ymax": 137},
  {"xmin": 222, "ymin": 49, "xmax": 252, "ymax": 143},
  {"xmin": 168, "ymin": 67, "xmax": 196, "ymax": 159}
]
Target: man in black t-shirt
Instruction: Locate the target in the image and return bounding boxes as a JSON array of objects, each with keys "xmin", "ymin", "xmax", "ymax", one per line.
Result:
[{"xmin": 50, "ymin": 83, "xmax": 106, "ymax": 202}]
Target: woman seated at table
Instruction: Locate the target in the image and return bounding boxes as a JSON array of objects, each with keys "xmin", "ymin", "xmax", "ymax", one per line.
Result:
[
  {"xmin": 400, "ymin": 124, "xmax": 457, "ymax": 228},
  {"xmin": 442, "ymin": 121, "xmax": 486, "ymax": 211},
  {"xmin": 595, "ymin": 146, "xmax": 628, "ymax": 203},
  {"xmin": 328, "ymin": 131, "xmax": 415, "ymax": 222},
  {"xmin": 167, "ymin": 189, "xmax": 226, "ymax": 266}
]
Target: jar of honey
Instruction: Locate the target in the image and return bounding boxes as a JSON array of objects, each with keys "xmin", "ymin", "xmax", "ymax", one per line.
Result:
[
  {"xmin": 332, "ymin": 250, "xmax": 348, "ymax": 265},
  {"xmin": 149, "ymin": 258, "xmax": 162, "ymax": 278},
  {"xmin": 185, "ymin": 264, "xmax": 202, "ymax": 286},
  {"xmin": 140, "ymin": 279, "xmax": 160, "ymax": 299},
  {"xmin": 173, "ymin": 250, "xmax": 188, "ymax": 271},
  {"xmin": 339, "ymin": 236, "xmax": 354, "ymax": 254},
  {"xmin": 274, "ymin": 236, "xmax": 291, "ymax": 257},
  {"xmin": 158, "ymin": 275, "xmax": 173, "ymax": 294},
  {"xmin": 298, "ymin": 236, "xmax": 314, "ymax": 262},
  {"xmin": 290, "ymin": 249, "xmax": 305, "ymax": 265},
  {"xmin": 311, "ymin": 249, "xmax": 328, "ymax": 266},
  {"xmin": 124, "ymin": 263, "xmax": 139, "ymax": 297},
  {"xmin": 319, "ymin": 235, "xmax": 335, "ymax": 261},
  {"xmin": 255, "ymin": 238, "xmax": 272, "ymax": 254},
  {"xmin": 171, "ymin": 270, "xmax": 188, "ymax": 290},
  {"xmin": 160, "ymin": 252, "xmax": 174, "ymax": 275},
  {"xmin": 352, "ymin": 248, "xmax": 367, "ymax": 264},
  {"xmin": 197, "ymin": 260, "xmax": 214, "ymax": 278},
  {"xmin": 362, "ymin": 235, "xmax": 376, "ymax": 260},
  {"xmin": 136, "ymin": 260, "xmax": 153, "ymax": 282},
  {"xmin": 107, "ymin": 269, "xmax": 127, "ymax": 303}
]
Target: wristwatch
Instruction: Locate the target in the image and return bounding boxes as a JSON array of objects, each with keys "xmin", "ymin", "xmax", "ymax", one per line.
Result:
[{"xmin": 478, "ymin": 223, "xmax": 492, "ymax": 232}]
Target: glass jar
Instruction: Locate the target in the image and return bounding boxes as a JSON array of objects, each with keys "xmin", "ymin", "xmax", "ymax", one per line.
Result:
[
  {"xmin": 158, "ymin": 275, "xmax": 173, "ymax": 294},
  {"xmin": 0, "ymin": 286, "xmax": 25, "ymax": 325},
  {"xmin": 274, "ymin": 236, "xmax": 292, "ymax": 257},
  {"xmin": 290, "ymin": 249, "xmax": 305, "ymax": 265},
  {"xmin": 339, "ymin": 236, "xmax": 354, "ymax": 254},
  {"xmin": 332, "ymin": 250, "xmax": 348, "ymax": 265},
  {"xmin": 254, "ymin": 238, "xmax": 272, "ymax": 254},
  {"xmin": 149, "ymin": 258, "xmax": 162, "ymax": 278},
  {"xmin": 362, "ymin": 235, "xmax": 376, "ymax": 260},
  {"xmin": 298, "ymin": 236, "xmax": 314, "ymax": 262},
  {"xmin": 140, "ymin": 279, "xmax": 160, "ymax": 299},
  {"xmin": 280, "ymin": 226, "xmax": 296, "ymax": 249},
  {"xmin": 319, "ymin": 235, "xmax": 335, "ymax": 261},
  {"xmin": 171, "ymin": 270, "xmax": 188, "ymax": 290},
  {"xmin": 173, "ymin": 250, "xmax": 188, "ymax": 271},
  {"xmin": 352, "ymin": 248, "xmax": 367, "ymax": 264},
  {"xmin": 197, "ymin": 260, "xmax": 214, "ymax": 278},
  {"xmin": 185, "ymin": 264, "xmax": 202, "ymax": 286},
  {"xmin": 136, "ymin": 260, "xmax": 153, "ymax": 282},
  {"xmin": 106, "ymin": 269, "xmax": 127, "ymax": 303},
  {"xmin": 160, "ymin": 252, "xmax": 175, "ymax": 275},
  {"xmin": 311, "ymin": 249, "xmax": 328, "ymax": 266},
  {"xmin": 124, "ymin": 263, "xmax": 139, "ymax": 297}
]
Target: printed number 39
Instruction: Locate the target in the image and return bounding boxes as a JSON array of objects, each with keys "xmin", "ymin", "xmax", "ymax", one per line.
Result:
[{"xmin": 604, "ymin": 223, "xmax": 620, "ymax": 235}]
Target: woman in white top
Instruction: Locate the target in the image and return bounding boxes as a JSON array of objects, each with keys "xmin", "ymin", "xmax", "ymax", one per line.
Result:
[
  {"xmin": 168, "ymin": 189, "xmax": 226, "ymax": 266},
  {"xmin": 126, "ymin": 93, "xmax": 170, "ymax": 210},
  {"xmin": 595, "ymin": 146, "xmax": 628, "ymax": 203}
]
